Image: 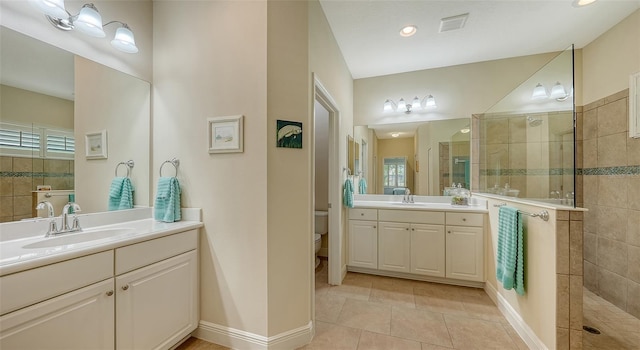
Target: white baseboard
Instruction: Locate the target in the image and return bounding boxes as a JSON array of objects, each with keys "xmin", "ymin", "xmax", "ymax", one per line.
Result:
[
  {"xmin": 484, "ymin": 283, "xmax": 548, "ymax": 350},
  {"xmin": 195, "ymin": 320, "xmax": 313, "ymax": 350}
]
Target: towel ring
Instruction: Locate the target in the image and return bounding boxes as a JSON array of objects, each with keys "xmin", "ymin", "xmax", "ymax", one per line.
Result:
[
  {"xmin": 115, "ymin": 160, "xmax": 135, "ymax": 177},
  {"xmin": 160, "ymin": 158, "xmax": 180, "ymax": 177}
]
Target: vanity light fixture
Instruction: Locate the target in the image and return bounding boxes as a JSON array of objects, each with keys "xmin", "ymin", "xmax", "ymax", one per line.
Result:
[
  {"xmin": 532, "ymin": 82, "xmax": 570, "ymax": 101},
  {"xmin": 383, "ymin": 95, "xmax": 437, "ymax": 113},
  {"xmin": 30, "ymin": 0, "xmax": 139, "ymax": 53}
]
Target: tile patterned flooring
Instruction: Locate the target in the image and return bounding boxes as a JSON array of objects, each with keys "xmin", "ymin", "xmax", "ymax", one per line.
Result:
[{"xmin": 177, "ymin": 261, "xmax": 640, "ymax": 350}]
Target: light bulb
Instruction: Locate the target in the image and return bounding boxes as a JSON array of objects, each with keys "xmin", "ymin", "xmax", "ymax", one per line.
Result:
[
  {"xmin": 111, "ymin": 26, "xmax": 139, "ymax": 53},
  {"xmin": 531, "ymin": 83, "xmax": 548, "ymax": 100},
  {"xmin": 74, "ymin": 4, "xmax": 105, "ymax": 38}
]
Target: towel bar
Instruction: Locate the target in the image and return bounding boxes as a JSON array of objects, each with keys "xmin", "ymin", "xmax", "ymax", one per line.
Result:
[
  {"xmin": 160, "ymin": 158, "xmax": 180, "ymax": 177},
  {"xmin": 493, "ymin": 203, "xmax": 549, "ymax": 221},
  {"xmin": 115, "ymin": 160, "xmax": 135, "ymax": 177},
  {"xmin": 343, "ymin": 167, "xmax": 352, "ymax": 176}
]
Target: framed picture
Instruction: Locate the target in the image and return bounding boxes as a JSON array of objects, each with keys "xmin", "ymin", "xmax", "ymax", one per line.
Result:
[
  {"xmin": 85, "ymin": 130, "xmax": 107, "ymax": 159},
  {"xmin": 208, "ymin": 115, "xmax": 244, "ymax": 153},
  {"xmin": 276, "ymin": 120, "xmax": 303, "ymax": 149}
]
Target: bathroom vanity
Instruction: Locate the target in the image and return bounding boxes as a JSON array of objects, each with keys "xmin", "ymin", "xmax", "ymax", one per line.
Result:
[
  {"xmin": 0, "ymin": 208, "xmax": 203, "ymax": 350},
  {"xmin": 348, "ymin": 196, "xmax": 488, "ymax": 287}
]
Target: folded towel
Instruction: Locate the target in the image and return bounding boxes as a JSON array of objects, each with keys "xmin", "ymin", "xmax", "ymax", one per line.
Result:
[
  {"xmin": 343, "ymin": 178, "xmax": 354, "ymax": 208},
  {"xmin": 108, "ymin": 177, "xmax": 134, "ymax": 211},
  {"xmin": 358, "ymin": 177, "xmax": 367, "ymax": 194},
  {"xmin": 496, "ymin": 206, "xmax": 525, "ymax": 295},
  {"xmin": 154, "ymin": 177, "xmax": 181, "ymax": 222}
]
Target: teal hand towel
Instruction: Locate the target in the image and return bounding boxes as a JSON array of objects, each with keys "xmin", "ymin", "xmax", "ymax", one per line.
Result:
[
  {"xmin": 496, "ymin": 206, "xmax": 525, "ymax": 295},
  {"xmin": 359, "ymin": 177, "xmax": 367, "ymax": 194},
  {"xmin": 108, "ymin": 177, "xmax": 134, "ymax": 211},
  {"xmin": 154, "ymin": 177, "xmax": 181, "ymax": 222},
  {"xmin": 343, "ymin": 178, "xmax": 354, "ymax": 208}
]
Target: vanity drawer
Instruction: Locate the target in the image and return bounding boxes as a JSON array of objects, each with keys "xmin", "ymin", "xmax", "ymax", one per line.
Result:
[
  {"xmin": 378, "ymin": 210, "xmax": 444, "ymax": 225},
  {"xmin": 446, "ymin": 212, "xmax": 484, "ymax": 227},
  {"xmin": 0, "ymin": 251, "xmax": 114, "ymax": 316},
  {"xmin": 115, "ymin": 230, "xmax": 198, "ymax": 275},
  {"xmin": 349, "ymin": 209, "xmax": 378, "ymax": 221}
]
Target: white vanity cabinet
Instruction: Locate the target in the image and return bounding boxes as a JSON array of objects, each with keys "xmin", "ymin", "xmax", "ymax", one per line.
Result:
[
  {"xmin": 445, "ymin": 213, "xmax": 484, "ymax": 282},
  {"xmin": 348, "ymin": 209, "xmax": 378, "ymax": 269},
  {"xmin": 0, "ymin": 229, "xmax": 199, "ymax": 350},
  {"xmin": 410, "ymin": 224, "xmax": 446, "ymax": 277},
  {"xmin": 378, "ymin": 222, "xmax": 411, "ymax": 272}
]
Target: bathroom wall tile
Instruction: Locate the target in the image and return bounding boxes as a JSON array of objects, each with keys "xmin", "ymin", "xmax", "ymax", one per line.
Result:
[
  {"xmin": 0, "ymin": 196, "xmax": 13, "ymax": 217},
  {"xmin": 597, "ymin": 267, "xmax": 627, "ymax": 310},
  {"xmin": 569, "ymin": 275, "xmax": 583, "ymax": 330},
  {"xmin": 0, "ymin": 216, "xmax": 13, "ymax": 223},
  {"xmin": 627, "ymin": 280, "xmax": 640, "ymax": 319},
  {"xmin": 557, "ymin": 211, "xmax": 570, "ymax": 221},
  {"xmin": 570, "ymin": 221, "xmax": 584, "ymax": 275},
  {"xmin": 628, "ymin": 211, "xmax": 640, "ymax": 247},
  {"xmin": 557, "ymin": 327, "xmax": 570, "ymax": 350},
  {"xmin": 13, "ymin": 214, "xmax": 31, "ymax": 221},
  {"xmin": 583, "ymin": 139, "xmax": 598, "ymax": 169},
  {"xmin": 44, "ymin": 159, "xmax": 70, "ymax": 174},
  {"xmin": 508, "ymin": 143, "xmax": 527, "ymax": 170},
  {"xmin": 557, "ymin": 220, "xmax": 570, "ymax": 275},
  {"xmin": 584, "ymin": 232, "xmax": 597, "ymax": 264},
  {"xmin": 596, "ymin": 206, "xmax": 627, "ymax": 242},
  {"xmin": 628, "ymin": 137, "xmax": 640, "ymax": 166},
  {"xmin": 597, "ymin": 133, "xmax": 627, "ymax": 168},
  {"xmin": 597, "ymin": 176, "xmax": 627, "ymax": 208},
  {"xmin": 485, "ymin": 118, "xmax": 509, "ymax": 144},
  {"xmin": 583, "ymin": 204, "xmax": 598, "ymax": 233},
  {"xmin": 69, "ymin": 160, "xmax": 74, "ymax": 174},
  {"xmin": 0, "ymin": 157, "xmax": 12, "ymax": 172},
  {"xmin": 582, "ymin": 176, "xmax": 598, "ymax": 205},
  {"xmin": 597, "ymin": 237, "xmax": 628, "ymax": 277},
  {"xmin": 628, "ymin": 245, "xmax": 640, "ymax": 284},
  {"xmin": 584, "ymin": 261, "xmax": 598, "ymax": 292},
  {"xmin": 569, "ymin": 211, "xmax": 583, "ymax": 221},
  {"xmin": 509, "ymin": 116, "xmax": 527, "ymax": 143},
  {"xmin": 569, "ymin": 329, "xmax": 583, "ymax": 350},
  {"xmin": 584, "ymin": 98, "xmax": 604, "ymax": 112},
  {"xmin": 576, "ymin": 112, "xmax": 583, "ymax": 141},
  {"xmin": 13, "ymin": 195, "xmax": 32, "ymax": 216},
  {"xmin": 507, "ymin": 175, "xmax": 526, "ymax": 195},
  {"xmin": 0, "ymin": 177, "xmax": 13, "ymax": 197},
  {"xmin": 597, "ymin": 98, "xmax": 628, "ymax": 137},
  {"xmin": 32, "ymin": 177, "xmax": 44, "ymax": 189},
  {"xmin": 604, "ymin": 89, "xmax": 629, "ymax": 104},
  {"xmin": 583, "ymin": 108, "xmax": 598, "ymax": 141},
  {"xmin": 575, "ymin": 140, "xmax": 583, "ymax": 168},
  {"xmin": 13, "ymin": 177, "xmax": 32, "ymax": 197},
  {"xmin": 32, "ymin": 158, "xmax": 43, "ymax": 172},
  {"xmin": 557, "ymin": 274, "xmax": 570, "ymax": 328},
  {"xmin": 627, "ymin": 176, "xmax": 640, "ymax": 210},
  {"xmin": 13, "ymin": 157, "xmax": 32, "ymax": 172}
]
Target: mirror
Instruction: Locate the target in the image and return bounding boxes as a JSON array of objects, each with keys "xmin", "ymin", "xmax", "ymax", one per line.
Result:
[
  {"xmin": 347, "ymin": 135, "xmax": 354, "ymax": 175},
  {"xmin": 354, "ymin": 118, "xmax": 470, "ymax": 196},
  {"xmin": 0, "ymin": 26, "xmax": 151, "ymax": 222}
]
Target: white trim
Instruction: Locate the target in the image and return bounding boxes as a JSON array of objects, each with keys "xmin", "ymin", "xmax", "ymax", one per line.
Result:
[
  {"xmin": 484, "ymin": 282, "xmax": 549, "ymax": 350},
  {"xmin": 630, "ymin": 72, "xmax": 640, "ymax": 138},
  {"xmin": 347, "ymin": 266, "xmax": 484, "ymax": 288},
  {"xmin": 195, "ymin": 320, "xmax": 313, "ymax": 350}
]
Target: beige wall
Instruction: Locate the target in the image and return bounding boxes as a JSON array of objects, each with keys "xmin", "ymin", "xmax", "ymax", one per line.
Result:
[
  {"xmin": 1, "ymin": 85, "xmax": 73, "ymax": 129},
  {"xmin": 582, "ymin": 9, "xmax": 640, "ymax": 105},
  {"xmin": 74, "ymin": 56, "xmax": 150, "ymax": 213},
  {"xmin": 376, "ymin": 137, "xmax": 415, "ymax": 194},
  {"xmin": 315, "ymin": 101, "xmax": 329, "ymax": 210},
  {"xmin": 0, "ymin": 0, "xmax": 153, "ymax": 82}
]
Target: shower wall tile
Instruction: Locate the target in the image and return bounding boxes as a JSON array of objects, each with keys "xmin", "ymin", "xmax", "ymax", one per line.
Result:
[
  {"xmin": 526, "ymin": 143, "xmax": 542, "ymax": 168},
  {"xmin": 13, "ymin": 195, "xmax": 32, "ymax": 216},
  {"xmin": 597, "ymin": 267, "xmax": 627, "ymax": 310},
  {"xmin": 576, "ymin": 112, "xmax": 583, "ymax": 141},
  {"xmin": 597, "ymin": 132, "xmax": 627, "ymax": 168},
  {"xmin": 583, "ymin": 204, "xmax": 598, "ymax": 233},
  {"xmin": 604, "ymin": 88, "xmax": 629, "ymax": 104},
  {"xmin": 627, "ymin": 177, "xmax": 640, "ymax": 210},
  {"xmin": 1, "ymin": 177, "xmax": 13, "ymax": 197},
  {"xmin": 583, "ymin": 138, "xmax": 597, "ymax": 169},
  {"xmin": 13, "ymin": 177, "xmax": 32, "ymax": 197},
  {"xmin": 557, "ymin": 220, "xmax": 570, "ymax": 275},
  {"xmin": 582, "ymin": 175, "xmax": 598, "ymax": 205},
  {"xmin": 628, "ymin": 280, "xmax": 640, "ymax": 319},
  {"xmin": 570, "ymin": 211, "xmax": 583, "ymax": 221},
  {"xmin": 597, "ymin": 97, "xmax": 628, "ymax": 137},
  {"xmin": 13, "ymin": 157, "xmax": 32, "ymax": 172},
  {"xmin": 628, "ymin": 211, "xmax": 640, "ymax": 247},
  {"xmin": 508, "ymin": 143, "xmax": 527, "ymax": 169},
  {"xmin": 0, "ymin": 156, "xmax": 12, "ymax": 171},
  {"xmin": 569, "ymin": 275, "xmax": 583, "ymax": 330},
  {"xmin": 508, "ymin": 116, "xmax": 526, "ymax": 143},
  {"xmin": 629, "ymin": 246, "xmax": 640, "ymax": 283},
  {"xmin": 597, "ymin": 175, "xmax": 627, "ymax": 208},
  {"xmin": 485, "ymin": 118, "xmax": 509, "ymax": 144},
  {"xmin": 1, "ymin": 196, "xmax": 13, "ymax": 217},
  {"xmin": 575, "ymin": 140, "xmax": 583, "ymax": 168},
  {"xmin": 557, "ymin": 274, "xmax": 570, "ymax": 328},
  {"xmin": 584, "ymin": 261, "xmax": 598, "ymax": 291},
  {"xmin": 584, "ymin": 232, "xmax": 597, "ymax": 263},
  {"xmin": 32, "ymin": 158, "xmax": 43, "ymax": 172},
  {"xmin": 597, "ymin": 237, "xmax": 628, "ymax": 277},
  {"xmin": 596, "ymin": 206, "xmax": 627, "ymax": 242},
  {"xmin": 583, "ymin": 108, "xmax": 598, "ymax": 141},
  {"xmin": 584, "ymin": 98, "xmax": 604, "ymax": 112},
  {"xmin": 628, "ymin": 137, "xmax": 640, "ymax": 166},
  {"xmin": 570, "ymin": 220, "xmax": 583, "ymax": 275}
]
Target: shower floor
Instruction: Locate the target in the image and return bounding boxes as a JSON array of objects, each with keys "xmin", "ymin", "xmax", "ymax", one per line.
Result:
[{"xmin": 583, "ymin": 288, "xmax": 640, "ymax": 349}]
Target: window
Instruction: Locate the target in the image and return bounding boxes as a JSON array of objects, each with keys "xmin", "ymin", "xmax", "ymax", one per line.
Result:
[
  {"xmin": 383, "ymin": 157, "xmax": 406, "ymax": 188},
  {"xmin": 0, "ymin": 122, "xmax": 74, "ymax": 159}
]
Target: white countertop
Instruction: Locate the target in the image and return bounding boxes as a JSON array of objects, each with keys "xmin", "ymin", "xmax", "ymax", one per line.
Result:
[
  {"xmin": 0, "ymin": 208, "xmax": 203, "ymax": 276},
  {"xmin": 351, "ymin": 195, "xmax": 488, "ymax": 213}
]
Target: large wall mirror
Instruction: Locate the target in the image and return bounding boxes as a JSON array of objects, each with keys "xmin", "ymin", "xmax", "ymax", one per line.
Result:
[
  {"xmin": 353, "ymin": 118, "xmax": 470, "ymax": 196},
  {"xmin": 0, "ymin": 26, "xmax": 151, "ymax": 222}
]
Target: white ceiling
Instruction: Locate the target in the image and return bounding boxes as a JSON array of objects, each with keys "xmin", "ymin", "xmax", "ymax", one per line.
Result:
[{"xmin": 319, "ymin": 0, "xmax": 640, "ymax": 79}]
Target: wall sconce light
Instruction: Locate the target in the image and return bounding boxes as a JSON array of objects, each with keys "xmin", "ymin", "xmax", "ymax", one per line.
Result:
[
  {"xmin": 532, "ymin": 82, "xmax": 570, "ymax": 101},
  {"xmin": 384, "ymin": 95, "xmax": 437, "ymax": 113},
  {"xmin": 30, "ymin": 0, "xmax": 139, "ymax": 53}
]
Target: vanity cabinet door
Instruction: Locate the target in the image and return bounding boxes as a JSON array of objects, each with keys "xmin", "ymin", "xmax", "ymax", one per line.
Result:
[
  {"xmin": 348, "ymin": 220, "xmax": 378, "ymax": 269},
  {"xmin": 445, "ymin": 225, "xmax": 484, "ymax": 282},
  {"xmin": 410, "ymin": 224, "xmax": 445, "ymax": 277},
  {"xmin": 0, "ymin": 279, "xmax": 115, "ymax": 350},
  {"xmin": 116, "ymin": 250, "xmax": 198, "ymax": 350},
  {"xmin": 378, "ymin": 222, "xmax": 411, "ymax": 273}
]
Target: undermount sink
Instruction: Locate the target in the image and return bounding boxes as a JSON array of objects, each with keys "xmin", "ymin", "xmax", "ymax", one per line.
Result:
[{"xmin": 23, "ymin": 228, "xmax": 136, "ymax": 249}]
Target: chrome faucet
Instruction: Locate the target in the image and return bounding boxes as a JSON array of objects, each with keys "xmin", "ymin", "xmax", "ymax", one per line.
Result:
[
  {"xmin": 60, "ymin": 202, "xmax": 82, "ymax": 233},
  {"xmin": 36, "ymin": 201, "xmax": 58, "ymax": 236}
]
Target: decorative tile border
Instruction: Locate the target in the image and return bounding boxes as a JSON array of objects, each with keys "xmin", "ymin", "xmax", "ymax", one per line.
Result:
[
  {"xmin": 578, "ymin": 166, "xmax": 640, "ymax": 176},
  {"xmin": 0, "ymin": 171, "xmax": 74, "ymax": 178},
  {"xmin": 480, "ymin": 166, "xmax": 640, "ymax": 177}
]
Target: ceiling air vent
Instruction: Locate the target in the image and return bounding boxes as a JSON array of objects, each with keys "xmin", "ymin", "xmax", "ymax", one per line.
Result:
[{"xmin": 439, "ymin": 13, "xmax": 469, "ymax": 33}]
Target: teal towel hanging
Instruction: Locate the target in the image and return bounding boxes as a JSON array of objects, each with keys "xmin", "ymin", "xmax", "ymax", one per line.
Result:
[
  {"xmin": 108, "ymin": 177, "xmax": 134, "ymax": 211},
  {"xmin": 343, "ymin": 178, "xmax": 354, "ymax": 208},
  {"xmin": 496, "ymin": 206, "xmax": 525, "ymax": 295},
  {"xmin": 154, "ymin": 177, "xmax": 181, "ymax": 222},
  {"xmin": 358, "ymin": 177, "xmax": 367, "ymax": 194}
]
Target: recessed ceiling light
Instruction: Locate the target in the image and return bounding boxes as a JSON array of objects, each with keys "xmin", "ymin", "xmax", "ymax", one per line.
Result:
[
  {"xmin": 572, "ymin": 0, "xmax": 597, "ymax": 6},
  {"xmin": 391, "ymin": 132, "xmax": 400, "ymax": 138},
  {"xmin": 399, "ymin": 25, "xmax": 417, "ymax": 37}
]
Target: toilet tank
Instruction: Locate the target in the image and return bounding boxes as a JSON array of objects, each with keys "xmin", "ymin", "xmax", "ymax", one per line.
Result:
[{"xmin": 315, "ymin": 210, "xmax": 329, "ymax": 234}]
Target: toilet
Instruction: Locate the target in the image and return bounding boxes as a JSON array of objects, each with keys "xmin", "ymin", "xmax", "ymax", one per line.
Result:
[{"xmin": 315, "ymin": 210, "xmax": 329, "ymax": 268}]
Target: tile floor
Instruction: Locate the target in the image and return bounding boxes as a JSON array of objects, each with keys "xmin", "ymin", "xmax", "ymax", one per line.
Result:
[{"xmin": 176, "ymin": 261, "xmax": 640, "ymax": 350}]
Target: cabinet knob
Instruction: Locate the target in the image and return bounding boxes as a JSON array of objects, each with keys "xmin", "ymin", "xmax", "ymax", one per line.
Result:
[
  {"xmin": 121, "ymin": 285, "xmax": 130, "ymax": 291},
  {"xmin": 462, "ymin": 218, "xmax": 467, "ymax": 221},
  {"xmin": 106, "ymin": 290, "xmax": 114, "ymax": 296},
  {"xmin": 361, "ymin": 213, "xmax": 364, "ymax": 216},
  {"xmin": 406, "ymin": 228, "xmax": 409, "ymax": 231},
  {"xmin": 411, "ymin": 228, "xmax": 415, "ymax": 231},
  {"xmin": 448, "ymin": 231, "xmax": 451, "ymax": 234},
  {"xmin": 373, "ymin": 226, "xmax": 376, "ymax": 229}
]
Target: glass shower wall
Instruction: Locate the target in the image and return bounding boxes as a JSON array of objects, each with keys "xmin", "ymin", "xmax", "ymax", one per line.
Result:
[{"xmin": 474, "ymin": 46, "xmax": 576, "ymax": 206}]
